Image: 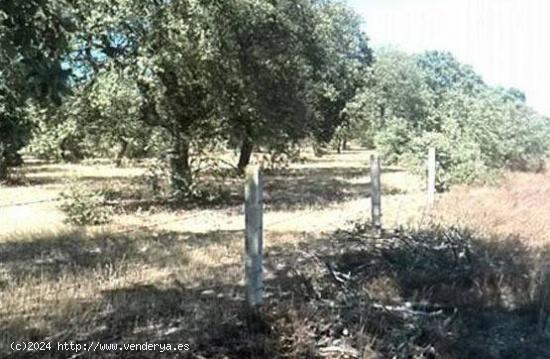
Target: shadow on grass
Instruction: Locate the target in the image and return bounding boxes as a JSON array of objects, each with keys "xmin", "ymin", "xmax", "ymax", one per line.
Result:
[
  {"xmin": 2, "ymin": 281, "xmax": 282, "ymax": 359},
  {"xmin": 0, "ymin": 228, "xmax": 250, "ymax": 285},
  {"xmin": 101, "ymin": 164, "xmax": 405, "ymax": 213},
  {"xmin": 0, "ymin": 227, "xmax": 285, "ymax": 358},
  {"xmin": 263, "ymin": 167, "xmax": 405, "ymax": 211},
  {"xmin": 9, "ymin": 154, "xmax": 407, "ymax": 215}
]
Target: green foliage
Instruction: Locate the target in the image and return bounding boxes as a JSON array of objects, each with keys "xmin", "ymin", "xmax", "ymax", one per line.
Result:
[
  {"xmin": 0, "ymin": 90, "xmax": 30, "ymax": 179},
  {"xmin": 26, "ymin": 103, "xmax": 84, "ymax": 161},
  {"xmin": 308, "ymin": 2, "xmax": 373, "ymax": 143},
  {"xmin": 260, "ymin": 147, "xmax": 305, "ymax": 173},
  {"xmin": 67, "ymin": 0, "xmax": 372, "ymax": 192},
  {"xmin": 26, "ymin": 70, "xmax": 169, "ymax": 162},
  {"xmin": 2, "ymin": 0, "xmax": 373, "ymax": 189},
  {"xmin": 0, "ymin": 0, "xmax": 75, "ymax": 103},
  {"xmin": 140, "ymin": 156, "xmax": 231, "ymax": 205},
  {"xmin": 348, "ymin": 48, "xmax": 550, "ymax": 185},
  {"xmin": 5, "ymin": 0, "xmax": 547, "ymax": 192},
  {"xmin": 216, "ymin": 0, "xmax": 321, "ymax": 149},
  {"xmin": 0, "ymin": 0, "xmax": 79, "ymax": 173},
  {"xmin": 403, "ymin": 131, "xmax": 499, "ymax": 186},
  {"xmin": 374, "ymin": 117, "xmax": 413, "ymax": 162},
  {"xmin": 416, "ymin": 51, "xmax": 484, "ymax": 98},
  {"xmin": 59, "ymin": 183, "xmax": 113, "ymax": 225},
  {"xmin": 141, "ymin": 159, "xmax": 170, "ymax": 200}
]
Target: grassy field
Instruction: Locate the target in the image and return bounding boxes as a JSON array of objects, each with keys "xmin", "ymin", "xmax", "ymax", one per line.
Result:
[
  {"xmin": 1, "ymin": 149, "xmax": 549, "ymax": 358},
  {"xmin": 435, "ymin": 171, "xmax": 550, "ymax": 247}
]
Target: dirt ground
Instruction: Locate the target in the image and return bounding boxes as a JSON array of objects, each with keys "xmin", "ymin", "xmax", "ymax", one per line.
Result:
[{"xmin": 0, "ymin": 150, "xmax": 425, "ymax": 237}]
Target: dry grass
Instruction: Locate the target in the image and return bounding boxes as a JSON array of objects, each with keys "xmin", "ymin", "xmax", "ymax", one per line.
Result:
[
  {"xmin": 435, "ymin": 170, "xmax": 550, "ymax": 247},
  {"xmin": 2, "ymin": 151, "xmax": 549, "ymax": 357},
  {"xmin": 0, "ymin": 149, "xmax": 428, "ymax": 357}
]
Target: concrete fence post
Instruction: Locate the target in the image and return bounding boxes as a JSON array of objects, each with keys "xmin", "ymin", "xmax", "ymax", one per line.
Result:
[
  {"xmin": 244, "ymin": 166, "xmax": 263, "ymax": 307},
  {"xmin": 370, "ymin": 155, "xmax": 382, "ymax": 236},
  {"xmin": 427, "ymin": 147, "xmax": 436, "ymax": 206}
]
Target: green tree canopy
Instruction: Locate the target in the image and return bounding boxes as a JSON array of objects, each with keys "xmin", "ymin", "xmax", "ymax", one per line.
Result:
[{"xmin": 347, "ymin": 48, "xmax": 550, "ymax": 184}]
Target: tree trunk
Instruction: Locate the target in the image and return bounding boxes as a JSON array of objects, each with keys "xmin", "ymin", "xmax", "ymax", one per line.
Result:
[
  {"xmin": 169, "ymin": 134, "xmax": 192, "ymax": 195},
  {"xmin": 0, "ymin": 155, "xmax": 8, "ymax": 182},
  {"xmin": 342, "ymin": 138, "xmax": 348, "ymax": 151},
  {"xmin": 237, "ymin": 136, "xmax": 254, "ymax": 174},
  {"xmin": 313, "ymin": 143, "xmax": 324, "ymax": 157},
  {"xmin": 115, "ymin": 138, "xmax": 129, "ymax": 167},
  {"xmin": 60, "ymin": 137, "xmax": 69, "ymax": 162},
  {"xmin": 60, "ymin": 137, "xmax": 82, "ymax": 163}
]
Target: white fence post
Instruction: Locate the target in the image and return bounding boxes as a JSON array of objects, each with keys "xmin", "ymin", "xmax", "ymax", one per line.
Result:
[
  {"xmin": 370, "ymin": 155, "xmax": 382, "ymax": 236},
  {"xmin": 427, "ymin": 147, "xmax": 436, "ymax": 206},
  {"xmin": 244, "ymin": 166, "xmax": 263, "ymax": 307}
]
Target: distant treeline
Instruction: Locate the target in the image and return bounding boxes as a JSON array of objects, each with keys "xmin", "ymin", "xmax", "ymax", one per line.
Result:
[
  {"xmin": 1, "ymin": 1, "xmax": 548, "ymax": 191},
  {"xmin": 343, "ymin": 48, "xmax": 550, "ymax": 184}
]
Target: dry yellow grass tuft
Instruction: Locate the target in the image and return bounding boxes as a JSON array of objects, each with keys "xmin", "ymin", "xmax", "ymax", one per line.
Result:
[{"xmin": 435, "ymin": 170, "xmax": 550, "ymax": 247}]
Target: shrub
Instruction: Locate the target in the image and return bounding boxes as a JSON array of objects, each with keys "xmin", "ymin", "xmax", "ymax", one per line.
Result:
[
  {"xmin": 404, "ymin": 131, "xmax": 501, "ymax": 186},
  {"xmin": 373, "ymin": 116, "xmax": 414, "ymax": 163},
  {"xmin": 141, "ymin": 159, "xmax": 171, "ymax": 199},
  {"xmin": 139, "ymin": 157, "xmax": 231, "ymax": 205},
  {"xmin": 59, "ymin": 183, "xmax": 113, "ymax": 225}
]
